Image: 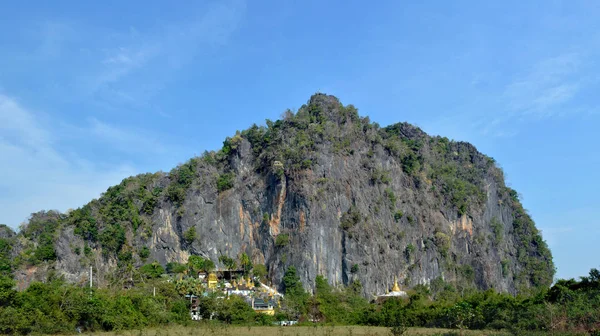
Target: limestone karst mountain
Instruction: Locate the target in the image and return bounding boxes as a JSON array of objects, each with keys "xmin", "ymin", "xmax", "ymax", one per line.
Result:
[{"xmin": 3, "ymin": 94, "xmax": 554, "ymax": 296}]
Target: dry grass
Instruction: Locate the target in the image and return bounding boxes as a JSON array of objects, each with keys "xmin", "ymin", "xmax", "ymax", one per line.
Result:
[{"xmin": 78, "ymin": 325, "xmax": 509, "ymax": 336}]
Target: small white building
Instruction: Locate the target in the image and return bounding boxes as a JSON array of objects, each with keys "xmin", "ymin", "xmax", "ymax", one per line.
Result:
[
  {"xmin": 274, "ymin": 320, "xmax": 298, "ymax": 326},
  {"xmin": 227, "ymin": 288, "xmax": 253, "ymax": 296}
]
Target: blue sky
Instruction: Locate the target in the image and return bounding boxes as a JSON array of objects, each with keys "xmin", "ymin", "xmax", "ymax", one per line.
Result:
[{"xmin": 0, "ymin": 1, "xmax": 598, "ymax": 280}]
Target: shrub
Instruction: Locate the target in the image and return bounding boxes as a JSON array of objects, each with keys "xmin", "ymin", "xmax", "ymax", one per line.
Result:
[
  {"xmin": 33, "ymin": 240, "xmax": 56, "ymax": 262},
  {"xmin": 390, "ymin": 324, "xmax": 408, "ymax": 336},
  {"xmin": 429, "ymin": 160, "xmax": 486, "ymax": 216},
  {"xmin": 216, "ymin": 293, "xmax": 257, "ymax": 324},
  {"xmin": 371, "ymin": 168, "xmax": 391, "ymax": 184},
  {"xmin": 99, "ymin": 223, "xmax": 126, "ymax": 255},
  {"xmin": 405, "ymin": 244, "xmax": 415, "ymax": 261},
  {"xmin": 167, "ymin": 159, "xmax": 197, "ymax": 207},
  {"xmin": 166, "ymin": 185, "xmax": 186, "ymax": 207},
  {"xmin": 394, "ymin": 211, "xmax": 403, "ymax": 222},
  {"xmin": 189, "ymin": 255, "xmax": 216, "ymax": 273},
  {"xmin": 139, "ymin": 263, "xmax": 165, "ymax": 279},
  {"xmin": 401, "ymin": 151, "xmax": 421, "ymax": 175},
  {"xmin": 384, "ymin": 188, "xmax": 397, "ymax": 206},
  {"xmin": 275, "ymin": 234, "xmax": 290, "ymax": 248},
  {"xmin": 340, "ymin": 206, "xmax": 361, "ymax": 230},
  {"xmin": 117, "ymin": 250, "xmax": 132, "ymax": 263},
  {"xmin": 273, "ymin": 161, "xmax": 285, "ymax": 177},
  {"xmin": 218, "ymin": 255, "xmax": 236, "ymax": 273},
  {"xmin": 183, "ymin": 227, "xmax": 196, "ymax": 244},
  {"xmin": 434, "ymin": 232, "xmax": 451, "ymax": 256},
  {"xmin": 138, "ymin": 246, "xmax": 150, "ymax": 260},
  {"xmin": 501, "ymin": 260, "xmax": 509, "ymax": 278},
  {"xmin": 166, "ymin": 262, "xmax": 187, "ymax": 274},
  {"xmin": 83, "ymin": 243, "xmax": 92, "ymax": 257},
  {"xmin": 221, "ymin": 133, "xmax": 243, "ymax": 155},
  {"xmin": 253, "ymin": 264, "xmax": 268, "ymax": 281},
  {"xmin": 141, "ymin": 194, "xmax": 157, "ymax": 215},
  {"xmin": 21, "ymin": 211, "xmax": 61, "ymax": 264},
  {"xmin": 459, "ymin": 264, "xmax": 475, "ymax": 282},
  {"xmin": 217, "ymin": 173, "xmax": 235, "ymax": 192},
  {"xmin": 490, "ymin": 217, "xmax": 503, "ymax": 244},
  {"xmin": 508, "ymin": 188, "xmax": 519, "ymax": 202},
  {"xmin": 282, "ymin": 266, "xmax": 306, "ymax": 298},
  {"xmin": 71, "ymin": 206, "xmax": 98, "ymax": 241}
]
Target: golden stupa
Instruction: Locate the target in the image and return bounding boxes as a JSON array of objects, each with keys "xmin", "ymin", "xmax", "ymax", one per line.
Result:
[
  {"xmin": 391, "ymin": 276, "xmax": 401, "ymax": 292},
  {"xmin": 207, "ymin": 272, "xmax": 218, "ymax": 289}
]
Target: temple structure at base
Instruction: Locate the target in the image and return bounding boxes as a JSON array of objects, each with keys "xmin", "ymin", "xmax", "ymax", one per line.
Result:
[{"xmin": 376, "ymin": 276, "xmax": 408, "ymax": 300}]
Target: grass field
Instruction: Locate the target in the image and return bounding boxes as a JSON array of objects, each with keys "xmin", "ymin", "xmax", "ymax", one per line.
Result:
[{"xmin": 82, "ymin": 325, "xmax": 510, "ymax": 336}]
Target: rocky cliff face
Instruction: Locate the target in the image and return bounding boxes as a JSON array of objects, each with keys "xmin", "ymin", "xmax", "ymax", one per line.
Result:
[{"xmin": 9, "ymin": 94, "xmax": 554, "ymax": 296}]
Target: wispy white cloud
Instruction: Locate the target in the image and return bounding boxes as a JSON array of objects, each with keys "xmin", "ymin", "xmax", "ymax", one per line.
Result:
[
  {"xmin": 441, "ymin": 52, "xmax": 597, "ymax": 140},
  {"xmin": 85, "ymin": 0, "xmax": 246, "ymax": 108},
  {"xmin": 504, "ymin": 53, "xmax": 583, "ymax": 118},
  {"xmin": 0, "ymin": 95, "xmax": 52, "ymax": 149},
  {"xmin": 95, "ymin": 44, "xmax": 159, "ymax": 87},
  {"xmin": 102, "ymin": 47, "xmax": 151, "ymax": 67},
  {"xmin": 18, "ymin": 1, "xmax": 246, "ymax": 114},
  {"xmin": 0, "ymin": 95, "xmax": 136, "ymax": 228}
]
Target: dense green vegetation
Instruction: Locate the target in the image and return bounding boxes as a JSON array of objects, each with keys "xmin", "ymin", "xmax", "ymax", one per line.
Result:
[
  {"xmin": 218, "ymin": 256, "xmax": 237, "ymax": 276},
  {"xmin": 69, "ymin": 173, "xmax": 164, "ymax": 257},
  {"xmin": 3, "ymin": 266, "xmax": 595, "ymax": 334},
  {"xmin": 139, "ymin": 262, "xmax": 166, "ymax": 279},
  {"xmin": 275, "ymin": 234, "xmax": 290, "ymax": 248},
  {"xmin": 340, "ymin": 206, "xmax": 361, "ymax": 230},
  {"xmin": 18, "ymin": 211, "xmax": 63, "ymax": 265},
  {"xmin": 238, "ymin": 99, "xmax": 364, "ymax": 173},
  {"xmin": 188, "ymin": 255, "xmax": 215, "ymax": 273},
  {"xmin": 183, "ymin": 227, "xmax": 197, "ymax": 244},
  {"xmin": 503, "ymin": 188, "xmax": 554, "ymax": 290},
  {"xmin": 0, "ymin": 237, "xmax": 12, "ymax": 277},
  {"xmin": 0, "ymin": 277, "xmax": 189, "ymax": 334},
  {"xmin": 217, "ymin": 173, "xmax": 235, "ymax": 192},
  {"xmin": 167, "ymin": 160, "xmax": 197, "ymax": 207}
]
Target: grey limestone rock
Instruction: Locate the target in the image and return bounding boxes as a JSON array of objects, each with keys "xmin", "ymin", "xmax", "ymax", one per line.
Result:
[{"xmin": 11, "ymin": 94, "xmax": 553, "ymax": 296}]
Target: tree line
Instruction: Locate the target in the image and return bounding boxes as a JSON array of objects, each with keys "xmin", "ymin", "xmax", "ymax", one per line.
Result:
[{"xmin": 0, "ymin": 265, "xmax": 599, "ymax": 335}]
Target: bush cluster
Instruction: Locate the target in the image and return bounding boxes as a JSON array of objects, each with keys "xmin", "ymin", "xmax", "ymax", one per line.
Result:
[{"xmin": 1, "ymin": 264, "xmax": 598, "ymax": 335}]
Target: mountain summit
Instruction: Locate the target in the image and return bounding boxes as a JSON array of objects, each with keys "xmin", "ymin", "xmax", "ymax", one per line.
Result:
[{"xmin": 7, "ymin": 93, "xmax": 553, "ymax": 295}]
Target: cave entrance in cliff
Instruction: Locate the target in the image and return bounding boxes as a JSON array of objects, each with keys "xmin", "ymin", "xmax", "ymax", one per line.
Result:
[{"xmin": 219, "ymin": 270, "xmax": 246, "ymax": 281}]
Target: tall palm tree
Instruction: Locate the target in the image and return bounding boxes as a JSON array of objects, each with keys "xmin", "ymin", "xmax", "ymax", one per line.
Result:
[
  {"xmin": 175, "ymin": 277, "xmax": 203, "ymax": 296},
  {"xmin": 238, "ymin": 252, "xmax": 252, "ymax": 276},
  {"xmin": 219, "ymin": 255, "xmax": 236, "ymax": 281}
]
